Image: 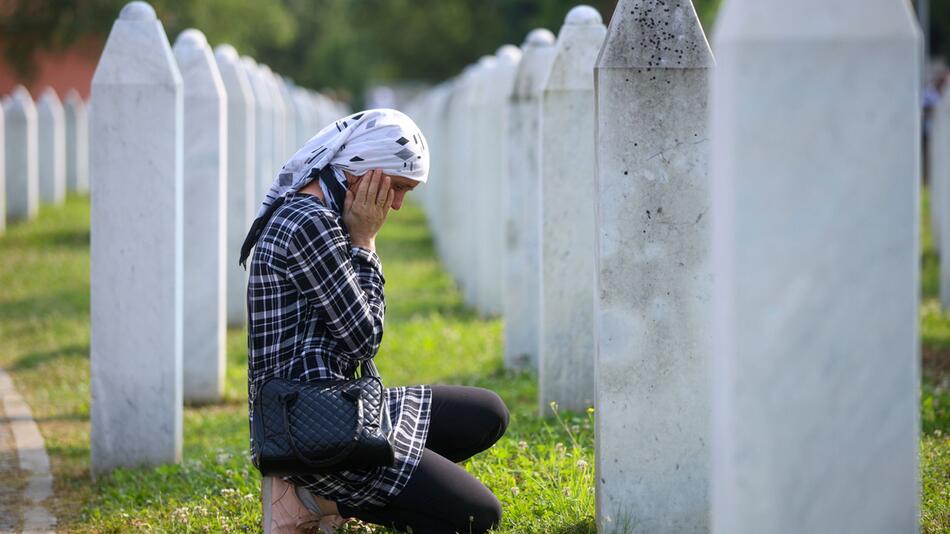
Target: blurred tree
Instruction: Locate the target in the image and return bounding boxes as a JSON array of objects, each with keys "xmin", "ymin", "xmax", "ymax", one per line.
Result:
[
  {"xmin": 0, "ymin": 0, "xmax": 295, "ymax": 79},
  {"xmin": 0, "ymin": 0, "xmax": 723, "ymax": 100}
]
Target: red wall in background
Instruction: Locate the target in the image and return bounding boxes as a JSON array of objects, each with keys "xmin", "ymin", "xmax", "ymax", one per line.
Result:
[{"xmin": 0, "ymin": 35, "xmax": 102, "ymax": 100}]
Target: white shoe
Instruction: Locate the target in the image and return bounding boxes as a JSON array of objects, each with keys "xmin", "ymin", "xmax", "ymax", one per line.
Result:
[{"xmin": 262, "ymin": 476, "xmax": 342, "ymax": 534}]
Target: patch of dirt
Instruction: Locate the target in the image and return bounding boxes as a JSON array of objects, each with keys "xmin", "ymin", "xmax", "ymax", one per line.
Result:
[{"xmin": 923, "ymin": 345, "xmax": 950, "ymax": 384}]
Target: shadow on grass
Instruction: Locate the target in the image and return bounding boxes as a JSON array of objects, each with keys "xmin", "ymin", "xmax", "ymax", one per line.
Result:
[
  {"xmin": 10, "ymin": 344, "xmax": 89, "ymax": 370},
  {"xmin": 0, "ymin": 227, "xmax": 90, "ymax": 252},
  {"xmin": 0, "ymin": 290, "xmax": 89, "ymax": 322}
]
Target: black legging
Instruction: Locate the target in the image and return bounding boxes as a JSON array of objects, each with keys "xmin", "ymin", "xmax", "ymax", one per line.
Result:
[{"xmin": 336, "ymin": 385, "xmax": 510, "ymax": 533}]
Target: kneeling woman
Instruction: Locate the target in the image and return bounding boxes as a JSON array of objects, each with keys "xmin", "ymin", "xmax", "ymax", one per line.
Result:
[{"xmin": 241, "ymin": 109, "xmax": 510, "ymax": 534}]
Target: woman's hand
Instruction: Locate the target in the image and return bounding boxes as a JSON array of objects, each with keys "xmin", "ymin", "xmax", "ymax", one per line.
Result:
[{"xmin": 343, "ymin": 169, "xmax": 393, "ymax": 252}]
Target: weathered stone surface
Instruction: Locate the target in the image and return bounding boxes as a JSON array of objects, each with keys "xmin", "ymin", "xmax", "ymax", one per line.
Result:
[
  {"xmin": 90, "ymin": 0, "xmax": 183, "ymax": 473},
  {"xmin": 64, "ymin": 90, "xmax": 90, "ymax": 193},
  {"xmin": 4, "ymin": 86, "xmax": 39, "ymax": 222},
  {"xmin": 173, "ymin": 28, "xmax": 226, "ymax": 405},
  {"xmin": 37, "ymin": 88, "xmax": 66, "ymax": 205},
  {"xmin": 504, "ymin": 28, "xmax": 556, "ymax": 371},
  {"xmin": 593, "ymin": 1, "xmax": 713, "ymax": 531},
  {"xmin": 710, "ymin": 1, "xmax": 921, "ymax": 533},
  {"xmin": 215, "ymin": 44, "xmax": 255, "ymax": 327},
  {"xmin": 538, "ymin": 6, "xmax": 604, "ymax": 416}
]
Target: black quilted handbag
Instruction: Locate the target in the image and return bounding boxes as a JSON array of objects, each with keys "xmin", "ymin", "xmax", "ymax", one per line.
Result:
[{"xmin": 251, "ymin": 359, "xmax": 395, "ymax": 476}]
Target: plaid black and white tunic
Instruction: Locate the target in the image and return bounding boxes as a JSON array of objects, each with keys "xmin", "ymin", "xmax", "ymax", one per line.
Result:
[{"xmin": 247, "ymin": 191, "xmax": 432, "ymax": 508}]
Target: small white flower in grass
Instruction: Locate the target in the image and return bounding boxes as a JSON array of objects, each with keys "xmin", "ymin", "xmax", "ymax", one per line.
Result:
[
  {"xmin": 172, "ymin": 506, "xmax": 190, "ymax": 523},
  {"xmin": 243, "ymin": 493, "xmax": 255, "ymax": 501},
  {"xmin": 220, "ymin": 488, "xmax": 238, "ymax": 498},
  {"xmin": 576, "ymin": 459, "xmax": 589, "ymax": 470},
  {"xmin": 517, "ymin": 440, "xmax": 528, "ymax": 452},
  {"xmin": 217, "ymin": 451, "xmax": 232, "ymax": 464},
  {"xmin": 571, "ymin": 424, "xmax": 580, "ymax": 434},
  {"xmin": 562, "ymin": 486, "xmax": 571, "ymax": 496},
  {"xmin": 510, "ymin": 486, "xmax": 520, "ymax": 496},
  {"xmin": 936, "ymin": 429, "xmax": 944, "ymax": 437},
  {"xmin": 555, "ymin": 442, "xmax": 566, "ymax": 456}
]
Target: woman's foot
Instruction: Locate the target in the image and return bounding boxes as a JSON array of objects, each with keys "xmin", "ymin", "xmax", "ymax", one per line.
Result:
[{"xmin": 262, "ymin": 476, "xmax": 338, "ymax": 534}]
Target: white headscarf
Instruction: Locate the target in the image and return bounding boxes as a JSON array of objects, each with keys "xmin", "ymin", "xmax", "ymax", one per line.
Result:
[{"xmin": 240, "ymin": 108, "xmax": 429, "ymax": 266}]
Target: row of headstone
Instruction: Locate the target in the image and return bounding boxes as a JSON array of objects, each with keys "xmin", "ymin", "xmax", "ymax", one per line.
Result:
[
  {"xmin": 408, "ymin": 0, "xmax": 921, "ymax": 532},
  {"xmin": 0, "ymin": 86, "xmax": 89, "ymax": 232},
  {"xmin": 88, "ymin": 0, "xmax": 348, "ymax": 474}
]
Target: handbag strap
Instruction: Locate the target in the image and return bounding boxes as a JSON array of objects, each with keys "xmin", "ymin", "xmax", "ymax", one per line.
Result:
[
  {"xmin": 279, "ymin": 390, "xmax": 361, "ymax": 469},
  {"xmin": 359, "ymin": 359, "xmax": 381, "ymax": 378}
]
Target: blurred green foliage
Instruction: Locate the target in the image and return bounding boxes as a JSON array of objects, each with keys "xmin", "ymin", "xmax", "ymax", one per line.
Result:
[{"xmin": 1, "ymin": 0, "xmax": 723, "ymax": 99}]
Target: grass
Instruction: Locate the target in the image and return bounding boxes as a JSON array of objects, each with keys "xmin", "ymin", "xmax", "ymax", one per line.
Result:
[
  {"xmin": 1, "ymin": 190, "xmax": 948, "ymax": 532},
  {"xmin": 0, "ymin": 195, "xmax": 595, "ymax": 533}
]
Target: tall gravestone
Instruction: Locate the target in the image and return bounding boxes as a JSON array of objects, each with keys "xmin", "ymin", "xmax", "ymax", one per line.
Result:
[
  {"xmin": 90, "ymin": 0, "xmax": 183, "ymax": 473},
  {"xmin": 4, "ymin": 86, "xmax": 39, "ymax": 222},
  {"xmin": 472, "ymin": 55, "xmax": 498, "ymax": 316},
  {"xmin": 483, "ymin": 46, "xmax": 521, "ymax": 318},
  {"xmin": 173, "ymin": 29, "xmax": 227, "ymax": 404},
  {"xmin": 291, "ymin": 84, "xmax": 313, "ymax": 147},
  {"xmin": 275, "ymin": 75, "xmax": 297, "ymax": 157},
  {"xmin": 241, "ymin": 57, "xmax": 274, "ymax": 204},
  {"xmin": 593, "ymin": 1, "xmax": 713, "ymax": 531},
  {"xmin": 64, "ymin": 90, "xmax": 90, "ymax": 193},
  {"xmin": 260, "ymin": 65, "xmax": 288, "ymax": 170},
  {"xmin": 538, "ymin": 6, "xmax": 604, "ymax": 416},
  {"xmin": 215, "ymin": 44, "xmax": 256, "ymax": 327},
  {"xmin": 37, "ymin": 88, "xmax": 66, "ymax": 205},
  {"xmin": 935, "ymin": 85, "xmax": 950, "ymax": 308},
  {"xmin": 505, "ymin": 29, "xmax": 556, "ymax": 371},
  {"xmin": 710, "ymin": 1, "xmax": 921, "ymax": 533}
]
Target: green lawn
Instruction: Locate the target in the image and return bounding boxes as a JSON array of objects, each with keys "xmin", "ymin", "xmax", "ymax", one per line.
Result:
[
  {"xmin": 0, "ymin": 192, "xmax": 947, "ymax": 532},
  {"xmin": 0, "ymin": 195, "xmax": 594, "ymax": 533}
]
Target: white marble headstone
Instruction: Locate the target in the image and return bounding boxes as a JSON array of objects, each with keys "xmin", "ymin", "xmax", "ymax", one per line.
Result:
[
  {"xmin": 64, "ymin": 90, "xmax": 90, "ymax": 193},
  {"xmin": 4, "ymin": 86, "xmax": 39, "ymax": 223},
  {"xmin": 594, "ymin": 0, "xmax": 714, "ymax": 531},
  {"xmin": 240, "ymin": 56, "xmax": 274, "ymax": 205},
  {"xmin": 90, "ymin": 0, "xmax": 183, "ymax": 473},
  {"xmin": 505, "ymin": 28, "xmax": 556, "ymax": 371},
  {"xmin": 215, "ymin": 44, "xmax": 256, "ymax": 327},
  {"xmin": 37, "ymin": 88, "xmax": 66, "ymax": 205},
  {"xmin": 538, "ymin": 6, "xmax": 604, "ymax": 417},
  {"xmin": 710, "ymin": 1, "xmax": 921, "ymax": 532},
  {"xmin": 173, "ymin": 28, "xmax": 227, "ymax": 405}
]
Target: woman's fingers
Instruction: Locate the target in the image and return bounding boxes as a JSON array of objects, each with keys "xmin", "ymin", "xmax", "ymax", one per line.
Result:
[
  {"xmin": 377, "ymin": 175, "xmax": 391, "ymax": 206},
  {"xmin": 365, "ymin": 170, "xmax": 381, "ymax": 205},
  {"xmin": 355, "ymin": 171, "xmax": 370, "ymax": 205}
]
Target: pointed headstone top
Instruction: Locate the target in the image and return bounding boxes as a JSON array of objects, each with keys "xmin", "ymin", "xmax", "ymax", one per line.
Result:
[
  {"xmin": 39, "ymin": 87, "xmax": 61, "ymax": 105},
  {"xmin": 524, "ymin": 28, "xmax": 556, "ymax": 48},
  {"xmin": 93, "ymin": 0, "xmax": 180, "ymax": 87},
  {"xmin": 597, "ymin": 0, "xmax": 713, "ymax": 70},
  {"xmin": 174, "ymin": 28, "xmax": 208, "ymax": 48},
  {"xmin": 214, "ymin": 44, "xmax": 239, "ymax": 62},
  {"xmin": 545, "ymin": 6, "xmax": 606, "ymax": 92},
  {"xmin": 566, "ymin": 5, "xmax": 602, "ymax": 25},
  {"xmin": 120, "ymin": 1, "xmax": 156, "ymax": 21},
  {"xmin": 496, "ymin": 44, "xmax": 522, "ymax": 66},
  {"xmin": 12, "ymin": 85, "xmax": 33, "ymax": 102},
  {"xmin": 65, "ymin": 88, "xmax": 82, "ymax": 102}
]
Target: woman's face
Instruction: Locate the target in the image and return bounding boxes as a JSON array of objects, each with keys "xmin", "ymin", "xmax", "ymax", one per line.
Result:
[{"xmin": 345, "ymin": 170, "xmax": 420, "ymax": 210}]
